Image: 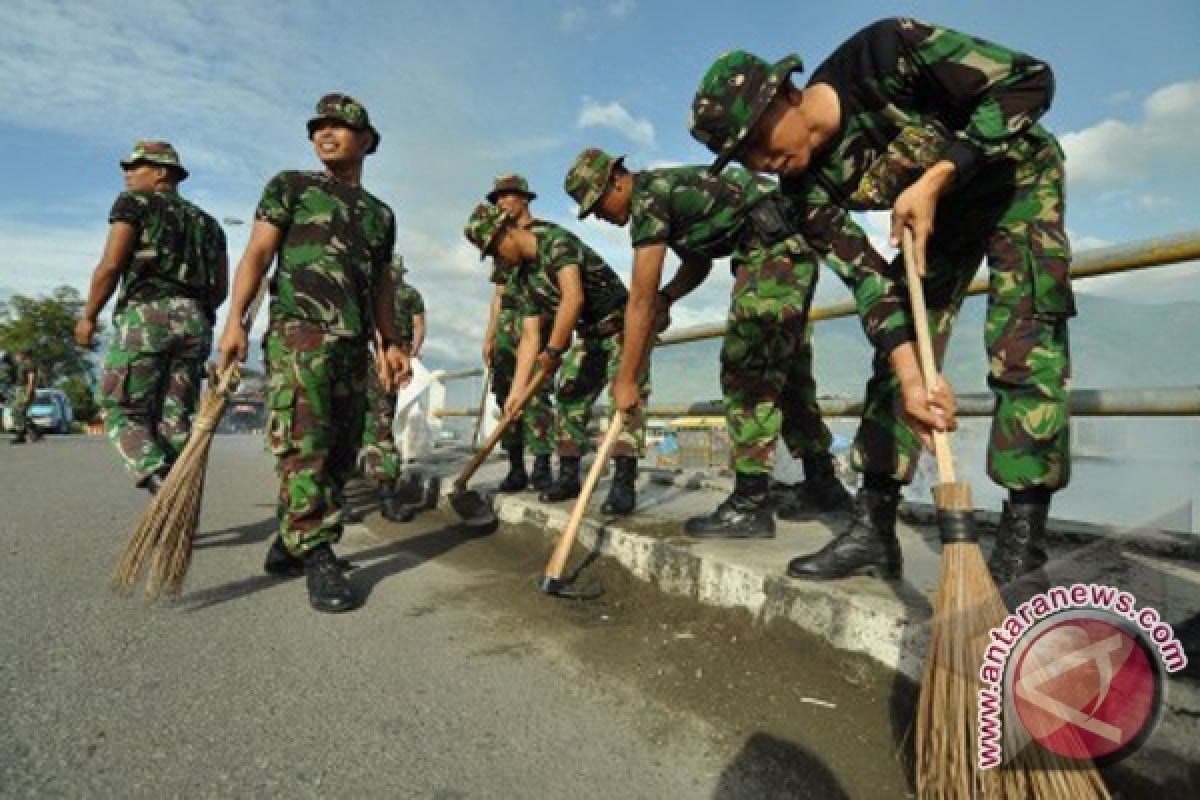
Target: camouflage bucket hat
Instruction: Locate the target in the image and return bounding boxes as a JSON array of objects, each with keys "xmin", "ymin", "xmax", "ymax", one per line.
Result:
[
  {"xmin": 119, "ymin": 140, "xmax": 189, "ymax": 180},
  {"xmin": 563, "ymin": 147, "xmax": 625, "ymax": 219},
  {"xmin": 391, "ymin": 253, "xmax": 407, "ymax": 275},
  {"xmin": 307, "ymin": 93, "xmax": 381, "ymax": 154},
  {"xmin": 486, "ymin": 173, "xmax": 537, "ymax": 204},
  {"xmin": 464, "ymin": 203, "xmax": 514, "ymax": 260},
  {"xmin": 689, "ymin": 51, "xmax": 804, "ymax": 172}
]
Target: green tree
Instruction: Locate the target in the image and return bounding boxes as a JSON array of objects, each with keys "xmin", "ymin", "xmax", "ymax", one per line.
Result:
[{"xmin": 0, "ymin": 286, "xmax": 102, "ymax": 420}]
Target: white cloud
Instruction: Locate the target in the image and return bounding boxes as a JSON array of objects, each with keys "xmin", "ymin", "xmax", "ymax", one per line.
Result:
[
  {"xmin": 1060, "ymin": 79, "xmax": 1200, "ymax": 189},
  {"xmin": 608, "ymin": 0, "xmax": 637, "ymax": 19},
  {"xmin": 577, "ymin": 97, "xmax": 656, "ymax": 149},
  {"xmin": 559, "ymin": 6, "xmax": 587, "ymax": 32}
]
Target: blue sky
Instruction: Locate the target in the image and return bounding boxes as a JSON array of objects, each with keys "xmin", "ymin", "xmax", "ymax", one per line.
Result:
[{"xmin": 1, "ymin": 0, "xmax": 1197, "ymax": 367}]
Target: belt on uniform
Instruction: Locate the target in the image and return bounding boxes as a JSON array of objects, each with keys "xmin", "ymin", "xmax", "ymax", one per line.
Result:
[{"xmin": 578, "ymin": 312, "xmax": 624, "ymax": 339}]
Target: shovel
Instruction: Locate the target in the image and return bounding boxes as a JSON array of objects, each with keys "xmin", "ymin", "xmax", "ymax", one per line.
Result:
[
  {"xmin": 448, "ymin": 365, "xmax": 548, "ymax": 528},
  {"xmin": 538, "ymin": 409, "xmax": 626, "ymax": 597}
]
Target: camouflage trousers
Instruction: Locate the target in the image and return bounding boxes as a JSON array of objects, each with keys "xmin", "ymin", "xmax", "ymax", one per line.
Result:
[
  {"xmin": 492, "ymin": 306, "xmax": 555, "ymax": 455},
  {"xmin": 265, "ymin": 320, "xmax": 368, "ymax": 555},
  {"xmin": 722, "ymin": 236, "xmax": 833, "ymax": 476},
  {"xmin": 852, "ymin": 138, "xmax": 1073, "ymax": 491},
  {"xmin": 359, "ymin": 357, "xmax": 400, "ymax": 482},
  {"xmin": 99, "ymin": 297, "xmax": 211, "ymax": 481},
  {"xmin": 557, "ymin": 331, "xmax": 648, "ymax": 458}
]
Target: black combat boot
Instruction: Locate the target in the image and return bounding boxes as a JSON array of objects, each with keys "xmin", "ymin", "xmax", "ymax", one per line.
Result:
[
  {"xmin": 987, "ymin": 501, "xmax": 1050, "ymax": 588},
  {"xmin": 10, "ymin": 432, "xmax": 26, "ymax": 445},
  {"xmin": 379, "ymin": 479, "xmax": 416, "ymax": 523},
  {"xmin": 264, "ymin": 536, "xmax": 350, "ymax": 577},
  {"xmin": 600, "ymin": 455, "xmax": 638, "ymax": 515},
  {"xmin": 304, "ymin": 544, "xmax": 359, "ymax": 612},
  {"xmin": 787, "ymin": 486, "xmax": 903, "ymax": 580},
  {"xmin": 135, "ymin": 465, "xmax": 170, "ymax": 496},
  {"xmin": 530, "ymin": 454, "xmax": 553, "ymax": 491},
  {"xmin": 777, "ymin": 453, "xmax": 854, "ymax": 519},
  {"xmin": 684, "ymin": 472, "xmax": 775, "ymax": 538},
  {"xmin": 497, "ymin": 446, "xmax": 528, "ymax": 493},
  {"xmin": 539, "ymin": 455, "xmax": 581, "ymax": 503}
]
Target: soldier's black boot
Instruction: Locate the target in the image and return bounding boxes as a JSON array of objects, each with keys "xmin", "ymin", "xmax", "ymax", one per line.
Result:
[
  {"xmin": 29, "ymin": 426, "xmax": 42, "ymax": 442},
  {"xmin": 530, "ymin": 454, "xmax": 553, "ymax": 491},
  {"xmin": 379, "ymin": 480, "xmax": 416, "ymax": 523},
  {"xmin": 264, "ymin": 536, "xmax": 349, "ymax": 577},
  {"xmin": 10, "ymin": 432, "xmax": 26, "ymax": 445},
  {"xmin": 497, "ymin": 446, "xmax": 528, "ymax": 493},
  {"xmin": 135, "ymin": 465, "xmax": 170, "ymax": 496},
  {"xmin": 304, "ymin": 544, "xmax": 359, "ymax": 613},
  {"xmin": 684, "ymin": 472, "xmax": 775, "ymax": 538},
  {"xmin": 600, "ymin": 455, "xmax": 638, "ymax": 515},
  {"xmin": 777, "ymin": 453, "xmax": 854, "ymax": 520},
  {"xmin": 987, "ymin": 501, "xmax": 1050, "ymax": 588},
  {"xmin": 539, "ymin": 456, "xmax": 581, "ymax": 503},
  {"xmin": 787, "ymin": 485, "xmax": 903, "ymax": 580}
]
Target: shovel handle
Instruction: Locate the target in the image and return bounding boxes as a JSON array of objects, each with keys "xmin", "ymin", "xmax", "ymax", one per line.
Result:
[
  {"xmin": 454, "ymin": 365, "xmax": 548, "ymax": 487},
  {"xmin": 900, "ymin": 228, "xmax": 956, "ymax": 484},
  {"xmin": 542, "ymin": 410, "xmax": 627, "ymax": 582}
]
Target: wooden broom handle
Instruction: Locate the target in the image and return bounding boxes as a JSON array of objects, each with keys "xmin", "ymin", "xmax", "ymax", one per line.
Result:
[
  {"xmin": 455, "ymin": 364, "xmax": 548, "ymax": 487},
  {"xmin": 900, "ymin": 228, "xmax": 956, "ymax": 484},
  {"xmin": 543, "ymin": 409, "xmax": 627, "ymax": 581}
]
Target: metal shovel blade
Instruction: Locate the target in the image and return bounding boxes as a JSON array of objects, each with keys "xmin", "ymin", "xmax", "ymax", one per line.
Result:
[
  {"xmin": 536, "ymin": 574, "xmax": 604, "ymax": 599},
  {"xmin": 448, "ymin": 486, "xmax": 497, "ymax": 529}
]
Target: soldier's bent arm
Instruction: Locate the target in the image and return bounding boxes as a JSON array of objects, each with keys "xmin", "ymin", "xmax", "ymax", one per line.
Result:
[
  {"xmin": 82, "ymin": 221, "xmax": 137, "ymax": 323},
  {"xmin": 661, "ymin": 254, "xmax": 712, "ymax": 305},
  {"xmin": 616, "ymin": 242, "xmax": 668, "ymax": 390},
  {"xmin": 227, "ymin": 220, "xmax": 283, "ymax": 326},
  {"xmin": 548, "ymin": 264, "xmax": 585, "ymax": 352},
  {"xmin": 510, "ymin": 314, "xmax": 544, "ymax": 404}
]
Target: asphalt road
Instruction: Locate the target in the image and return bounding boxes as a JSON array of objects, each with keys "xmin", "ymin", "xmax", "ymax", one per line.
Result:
[{"xmin": 0, "ymin": 435, "xmax": 745, "ymax": 799}]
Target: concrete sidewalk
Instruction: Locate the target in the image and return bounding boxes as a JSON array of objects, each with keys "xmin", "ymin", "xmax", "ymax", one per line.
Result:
[{"xmin": 426, "ymin": 454, "xmax": 1199, "ymax": 683}]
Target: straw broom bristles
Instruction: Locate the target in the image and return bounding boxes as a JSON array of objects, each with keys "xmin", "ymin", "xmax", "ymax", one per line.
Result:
[{"xmin": 112, "ymin": 363, "xmax": 239, "ymax": 599}]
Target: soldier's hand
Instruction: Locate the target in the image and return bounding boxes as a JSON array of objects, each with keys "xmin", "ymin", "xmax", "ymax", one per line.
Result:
[
  {"xmin": 535, "ymin": 349, "xmax": 561, "ymax": 378},
  {"xmin": 891, "ymin": 162, "xmax": 955, "ymax": 275},
  {"xmin": 503, "ymin": 392, "xmax": 523, "ymax": 420},
  {"xmin": 385, "ymin": 344, "xmax": 412, "ymax": 390},
  {"xmin": 218, "ymin": 322, "xmax": 249, "ymax": 369},
  {"xmin": 898, "ymin": 375, "xmax": 956, "ymax": 451},
  {"xmin": 74, "ymin": 318, "xmax": 96, "ymax": 348},
  {"xmin": 611, "ymin": 377, "xmax": 641, "ymax": 413}
]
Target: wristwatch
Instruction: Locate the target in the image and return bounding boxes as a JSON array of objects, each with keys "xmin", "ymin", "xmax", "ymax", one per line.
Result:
[{"xmin": 544, "ymin": 345, "xmax": 565, "ymax": 360}]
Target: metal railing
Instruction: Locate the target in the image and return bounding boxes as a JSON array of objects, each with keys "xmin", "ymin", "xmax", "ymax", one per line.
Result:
[{"xmin": 427, "ymin": 230, "xmax": 1200, "ymax": 423}]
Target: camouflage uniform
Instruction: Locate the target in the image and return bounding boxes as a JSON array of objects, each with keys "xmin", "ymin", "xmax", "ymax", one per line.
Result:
[
  {"xmin": 491, "ymin": 267, "xmax": 557, "ymax": 457},
  {"xmin": 258, "ymin": 168, "xmax": 395, "ymax": 555},
  {"xmin": 691, "ymin": 18, "xmax": 1073, "ymax": 494},
  {"xmin": 10, "ymin": 357, "xmax": 39, "ymax": 439},
  {"xmin": 465, "ymin": 207, "xmax": 646, "ymax": 458},
  {"xmin": 98, "ymin": 142, "xmax": 225, "ymax": 481},
  {"xmin": 361, "ymin": 266, "xmax": 425, "ymax": 482},
  {"xmin": 626, "ymin": 164, "xmax": 834, "ymax": 476}
]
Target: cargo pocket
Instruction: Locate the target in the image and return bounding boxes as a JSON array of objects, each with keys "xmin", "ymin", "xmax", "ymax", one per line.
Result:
[
  {"xmin": 850, "ymin": 123, "xmax": 951, "ymax": 208},
  {"xmin": 1030, "ymin": 224, "xmax": 1076, "ymax": 317},
  {"xmin": 267, "ymin": 387, "xmax": 296, "ymax": 456}
]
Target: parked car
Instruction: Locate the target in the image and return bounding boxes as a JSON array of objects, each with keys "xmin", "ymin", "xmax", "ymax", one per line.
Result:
[{"xmin": 2, "ymin": 388, "xmax": 75, "ymax": 433}]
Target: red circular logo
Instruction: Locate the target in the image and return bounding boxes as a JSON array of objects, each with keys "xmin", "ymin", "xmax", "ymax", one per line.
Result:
[{"xmin": 1011, "ymin": 614, "xmax": 1160, "ymax": 762}]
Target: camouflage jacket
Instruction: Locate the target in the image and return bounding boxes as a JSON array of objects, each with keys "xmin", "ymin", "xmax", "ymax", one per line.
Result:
[
  {"xmin": 783, "ymin": 17, "xmax": 1059, "ymax": 355},
  {"xmin": 630, "ymin": 166, "xmax": 778, "ymax": 260},
  {"xmin": 108, "ymin": 190, "xmax": 226, "ymax": 321},
  {"xmin": 256, "ymin": 171, "xmax": 395, "ymax": 338},
  {"xmin": 515, "ymin": 220, "xmax": 628, "ymax": 336},
  {"xmin": 393, "ymin": 283, "xmax": 425, "ymax": 347}
]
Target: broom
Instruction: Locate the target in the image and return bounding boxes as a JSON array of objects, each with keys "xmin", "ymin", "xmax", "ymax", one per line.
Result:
[
  {"xmin": 906, "ymin": 229, "xmax": 1108, "ymax": 798},
  {"xmin": 113, "ymin": 284, "xmax": 267, "ymax": 599}
]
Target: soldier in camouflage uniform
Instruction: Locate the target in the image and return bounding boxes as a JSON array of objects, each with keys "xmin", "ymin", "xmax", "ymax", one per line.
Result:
[
  {"xmin": 482, "ymin": 175, "xmax": 557, "ymax": 492},
  {"xmin": 566, "ymin": 147, "xmax": 852, "ymax": 538},
  {"xmin": 8, "ymin": 350, "xmax": 42, "ymax": 445},
  {"xmin": 360, "ymin": 253, "xmax": 426, "ymax": 520},
  {"xmin": 76, "ymin": 141, "xmax": 227, "ymax": 484},
  {"xmin": 465, "ymin": 203, "xmax": 647, "ymax": 514},
  {"xmin": 689, "ymin": 18, "xmax": 1071, "ymax": 586},
  {"xmin": 218, "ymin": 94, "xmax": 407, "ymax": 613}
]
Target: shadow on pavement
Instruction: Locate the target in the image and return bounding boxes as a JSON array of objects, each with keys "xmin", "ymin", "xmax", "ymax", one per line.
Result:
[{"xmin": 712, "ymin": 732, "xmax": 849, "ymax": 799}]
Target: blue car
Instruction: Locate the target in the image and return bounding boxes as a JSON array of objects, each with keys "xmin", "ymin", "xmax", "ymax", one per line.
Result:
[{"xmin": 3, "ymin": 388, "xmax": 75, "ymax": 434}]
